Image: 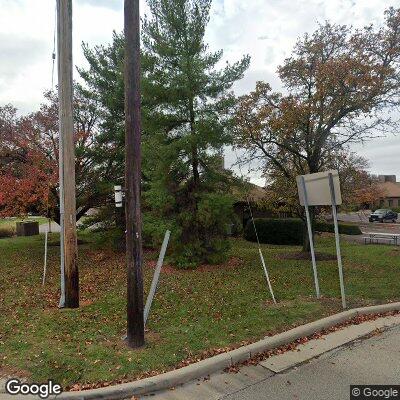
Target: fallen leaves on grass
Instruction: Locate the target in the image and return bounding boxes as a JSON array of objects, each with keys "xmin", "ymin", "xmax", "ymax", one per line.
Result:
[
  {"xmin": 65, "ymin": 310, "xmax": 400, "ymax": 391},
  {"xmin": 146, "ymin": 257, "xmax": 244, "ymax": 275},
  {"xmin": 278, "ymin": 252, "xmax": 337, "ymax": 261}
]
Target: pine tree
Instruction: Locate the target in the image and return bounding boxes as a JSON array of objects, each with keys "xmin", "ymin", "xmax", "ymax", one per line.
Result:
[
  {"xmin": 79, "ymin": 0, "xmax": 249, "ymax": 266},
  {"xmin": 142, "ymin": 0, "xmax": 250, "ymax": 267}
]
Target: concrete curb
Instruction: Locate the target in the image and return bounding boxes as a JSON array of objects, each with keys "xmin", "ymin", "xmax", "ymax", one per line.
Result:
[{"xmin": 15, "ymin": 302, "xmax": 400, "ymax": 400}]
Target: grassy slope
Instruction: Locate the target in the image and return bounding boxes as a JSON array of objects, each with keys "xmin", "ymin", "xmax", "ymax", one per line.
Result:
[{"xmin": 0, "ymin": 233, "xmax": 399, "ymax": 388}]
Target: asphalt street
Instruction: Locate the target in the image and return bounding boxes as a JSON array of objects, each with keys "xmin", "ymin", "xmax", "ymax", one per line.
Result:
[{"xmin": 223, "ymin": 325, "xmax": 400, "ymax": 400}]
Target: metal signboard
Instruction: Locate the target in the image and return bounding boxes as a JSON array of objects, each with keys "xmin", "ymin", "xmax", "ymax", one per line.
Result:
[
  {"xmin": 296, "ymin": 170, "xmax": 346, "ymax": 309},
  {"xmin": 296, "ymin": 170, "xmax": 342, "ymax": 206}
]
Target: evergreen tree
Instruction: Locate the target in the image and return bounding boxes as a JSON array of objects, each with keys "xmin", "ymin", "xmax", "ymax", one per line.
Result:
[
  {"xmin": 79, "ymin": 0, "xmax": 249, "ymax": 266},
  {"xmin": 79, "ymin": 33, "xmax": 127, "ymax": 189},
  {"xmin": 142, "ymin": 0, "xmax": 250, "ymax": 267}
]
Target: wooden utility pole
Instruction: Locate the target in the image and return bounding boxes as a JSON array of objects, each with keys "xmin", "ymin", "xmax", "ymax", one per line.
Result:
[
  {"xmin": 124, "ymin": 0, "xmax": 145, "ymax": 347},
  {"xmin": 57, "ymin": 0, "xmax": 79, "ymax": 308}
]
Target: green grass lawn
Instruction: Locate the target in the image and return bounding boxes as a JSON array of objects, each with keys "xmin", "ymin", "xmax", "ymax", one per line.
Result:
[{"xmin": 1, "ymin": 233, "xmax": 399, "ymax": 389}]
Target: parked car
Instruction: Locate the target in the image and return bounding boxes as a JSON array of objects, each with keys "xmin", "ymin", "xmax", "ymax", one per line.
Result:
[{"xmin": 369, "ymin": 209, "xmax": 398, "ymax": 223}]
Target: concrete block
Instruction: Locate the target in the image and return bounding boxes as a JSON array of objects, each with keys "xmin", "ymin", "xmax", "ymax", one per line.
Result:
[{"xmin": 16, "ymin": 221, "xmax": 39, "ymax": 237}]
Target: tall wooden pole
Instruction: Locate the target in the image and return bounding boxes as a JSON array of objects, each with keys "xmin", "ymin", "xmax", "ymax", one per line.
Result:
[
  {"xmin": 124, "ymin": 0, "xmax": 145, "ymax": 347},
  {"xmin": 57, "ymin": 0, "xmax": 79, "ymax": 308}
]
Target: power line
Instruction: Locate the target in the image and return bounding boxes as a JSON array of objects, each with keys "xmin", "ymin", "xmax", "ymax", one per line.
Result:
[{"xmin": 233, "ymin": 149, "xmax": 277, "ymax": 304}]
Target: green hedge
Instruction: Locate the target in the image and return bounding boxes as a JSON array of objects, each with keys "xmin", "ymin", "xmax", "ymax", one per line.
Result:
[
  {"xmin": 244, "ymin": 218, "xmax": 303, "ymax": 245},
  {"xmin": 244, "ymin": 218, "xmax": 362, "ymax": 245},
  {"xmin": 315, "ymin": 221, "xmax": 362, "ymax": 235}
]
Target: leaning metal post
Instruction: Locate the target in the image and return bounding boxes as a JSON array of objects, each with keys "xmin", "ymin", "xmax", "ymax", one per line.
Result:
[
  {"xmin": 144, "ymin": 230, "xmax": 171, "ymax": 326},
  {"xmin": 328, "ymin": 173, "xmax": 346, "ymax": 309},
  {"xmin": 301, "ymin": 176, "xmax": 320, "ymax": 299}
]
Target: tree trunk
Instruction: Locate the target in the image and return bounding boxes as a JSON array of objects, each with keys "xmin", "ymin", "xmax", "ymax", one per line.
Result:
[
  {"xmin": 302, "ymin": 162, "xmax": 318, "ymax": 252},
  {"xmin": 182, "ymin": 96, "xmax": 201, "ymax": 248},
  {"xmin": 52, "ymin": 204, "xmax": 89, "ymax": 226},
  {"xmin": 189, "ymin": 97, "xmax": 200, "ymax": 188}
]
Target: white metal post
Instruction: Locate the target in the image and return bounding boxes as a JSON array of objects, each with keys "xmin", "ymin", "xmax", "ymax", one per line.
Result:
[
  {"xmin": 248, "ymin": 202, "xmax": 277, "ymax": 303},
  {"xmin": 301, "ymin": 176, "xmax": 320, "ymax": 299},
  {"xmin": 328, "ymin": 173, "xmax": 346, "ymax": 309},
  {"xmin": 144, "ymin": 230, "xmax": 171, "ymax": 326},
  {"xmin": 258, "ymin": 249, "xmax": 276, "ymax": 304},
  {"xmin": 42, "ymin": 230, "xmax": 49, "ymax": 286},
  {"xmin": 233, "ymin": 148, "xmax": 277, "ymax": 303}
]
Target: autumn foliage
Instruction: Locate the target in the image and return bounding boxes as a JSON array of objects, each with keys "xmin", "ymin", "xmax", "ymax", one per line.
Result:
[
  {"xmin": 0, "ymin": 104, "xmax": 58, "ymax": 217},
  {"xmin": 0, "ymin": 89, "xmax": 101, "ymax": 220}
]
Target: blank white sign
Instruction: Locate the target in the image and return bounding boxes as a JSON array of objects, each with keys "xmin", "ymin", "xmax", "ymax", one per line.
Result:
[{"xmin": 296, "ymin": 170, "xmax": 342, "ymax": 206}]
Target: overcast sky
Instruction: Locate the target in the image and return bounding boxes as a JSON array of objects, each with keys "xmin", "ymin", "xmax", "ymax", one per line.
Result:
[{"xmin": 0, "ymin": 0, "xmax": 399, "ymax": 184}]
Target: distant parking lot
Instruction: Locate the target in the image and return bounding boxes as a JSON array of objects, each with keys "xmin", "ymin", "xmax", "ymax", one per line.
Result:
[{"xmin": 338, "ymin": 212, "xmax": 400, "ymax": 235}]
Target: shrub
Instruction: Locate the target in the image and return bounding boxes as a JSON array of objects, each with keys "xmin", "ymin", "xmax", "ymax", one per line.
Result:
[
  {"xmin": 244, "ymin": 218, "xmax": 304, "ymax": 245},
  {"xmin": 143, "ymin": 214, "xmax": 176, "ymax": 250},
  {"xmin": 172, "ymin": 193, "xmax": 235, "ymax": 268},
  {"xmin": 244, "ymin": 218, "xmax": 362, "ymax": 246},
  {"xmin": 315, "ymin": 221, "xmax": 362, "ymax": 235},
  {"xmin": 91, "ymin": 227, "xmax": 126, "ymax": 251},
  {"xmin": 0, "ymin": 227, "xmax": 14, "ymax": 239}
]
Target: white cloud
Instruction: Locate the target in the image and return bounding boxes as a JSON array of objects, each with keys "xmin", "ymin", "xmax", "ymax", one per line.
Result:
[
  {"xmin": 0, "ymin": 0, "xmax": 399, "ymax": 179},
  {"xmin": 0, "ymin": 0, "xmax": 124, "ymax": 113},
  {"xmin": 206, "ymin": 0, "xmax": 400, "ymax": 181},
  {"xmin": 77, "ymin": 0, "xmax": 122, "ymax": 10}
]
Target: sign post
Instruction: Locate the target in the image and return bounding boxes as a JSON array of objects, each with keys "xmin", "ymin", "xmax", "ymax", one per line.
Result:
[
  {"xmin": 328, "ymin": 173, "xmax": 346, "ymax": 309},
  {"xmin": 300, "ymin": 176, "xmax": 320, "ymax": 299},
  {"xmin": 297, "ymin": 170, "xmax": 346, "ymax": 309}
]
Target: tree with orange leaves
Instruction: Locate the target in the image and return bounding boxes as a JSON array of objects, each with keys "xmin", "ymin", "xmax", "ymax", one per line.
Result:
[{"xmin": 0, "ymin": 88, "xmax": 103, "ymax": 221}]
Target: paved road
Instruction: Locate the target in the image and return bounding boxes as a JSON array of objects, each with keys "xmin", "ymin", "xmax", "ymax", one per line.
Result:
[
  {"xmin": 223, "ymin": 325, "xmax": 400, "ymax": 400},
  {"xmin": 141, "ymin": 324, "xmax": 400, "ymax": 400},
  {"xmin": 338, "ymin": 211, "xmax": 371, "ymax": 224}
]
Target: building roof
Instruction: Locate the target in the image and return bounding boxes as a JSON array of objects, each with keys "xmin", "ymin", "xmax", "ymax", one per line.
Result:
[
  {"xmin": 379, "ymin": 181, "xmax": 400, "ymax": 198},
  {"xmin": 232, "ymin": 183, "xmax": 269, "ymax": 203}
]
